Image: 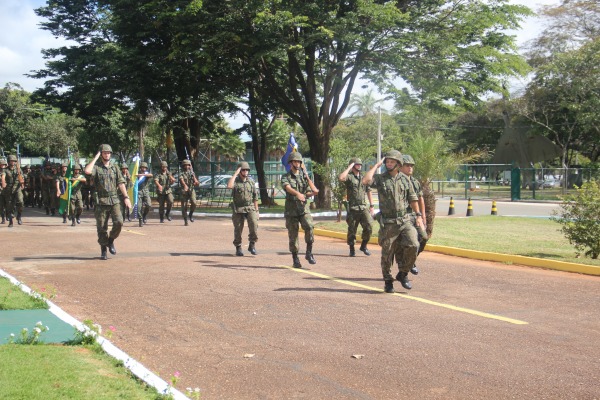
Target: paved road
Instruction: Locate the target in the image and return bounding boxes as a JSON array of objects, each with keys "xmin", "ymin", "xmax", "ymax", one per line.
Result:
[
  {"xmin": 434, "ymin": 198, "xmax": 559, "ymax": 218},
  {"xmin": 1, "ymin": 208, "xmax": 598, "ymax": 399}
]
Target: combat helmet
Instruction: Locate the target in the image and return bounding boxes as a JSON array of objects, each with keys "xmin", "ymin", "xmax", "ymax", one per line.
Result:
[
  {"xmin": 0, "ymin": 157, "xmax": 7, "ymax": 165},
  {"xmin": 384, "ymin": 150, "xmax": 403, "ymax": 165},
  {"xmin": 7, "ymin": 155, "xmax": 18, "ymax": 162},
  {"xmin": 140, "ymin": 162, "xmax": 148, "ymax": 169},
  {"xmin": 160, "ymin": 161, "xmax": 168, "ymax": 167},
  {"xmin": 182, "ymin": 159, "xmax": 191, "ymax": 166},
  {"xmin": 287, "ymin": 152, "xmax": 303, "ymax": 163},
  {"xmin": 74, "ymin": 164, "xmax": 82, "ymax": 170},
  {"xmin": 349, "ymin": 157, "xmax": 362, "ymax": 166},
  {"xmin": 61, "ymin": 162, "xmax": 68, "ymax": 168},
  {"xmin": 237, "ymin": 161, "xmax": 250, "ymax": 170},
  {"xmin": 121, "ymin": 163, "xmax": 128, "ymax": 169},
  {"xmin": 402, "ymin": 154, "xmax": 415, "ymax": 165},
  {"xmin": 99, "ymin": 144, "xmax": 113, "ymax": 153}
]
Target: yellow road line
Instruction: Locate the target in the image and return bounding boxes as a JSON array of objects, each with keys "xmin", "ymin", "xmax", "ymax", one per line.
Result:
[
  {"xmin": 278, "ymin": 265, "xmax": 528, "ymax": 325},
  {"xmin": 123, "ymin": 229, "xmax": 147, "ymax": 236}
]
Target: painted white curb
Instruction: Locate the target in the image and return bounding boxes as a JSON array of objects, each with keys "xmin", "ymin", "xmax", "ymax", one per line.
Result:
[{"xmin": 0, "ymin": 269, "xmax": 190, "ymax": 400}]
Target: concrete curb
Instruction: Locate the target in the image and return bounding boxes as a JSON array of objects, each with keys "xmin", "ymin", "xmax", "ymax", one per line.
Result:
[
  {"xmin": 0, "ymin": 269, "xmax": 190, "ymax": 400},
  {"xmin": 312, "ymin": 228, "xmax": 600, "ymax": 277}
]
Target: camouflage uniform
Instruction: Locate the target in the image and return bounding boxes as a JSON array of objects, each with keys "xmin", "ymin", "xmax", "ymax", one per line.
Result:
[
  {"xmin": 69, "ymin": 166, "xmax": 85, "ymax": 225},
  {"xmin": 1, "ymin": 156, "xmax": 24, "ymax": 227},
  {"xmin": 119, "ymin": 164, "xmax": 132, "ymax": 222},
  {"xmin": 41, "ymin": 163, "xmax": 54, "ymax": 214},
  {"xmin": 154, "ymin": 165, "xmax": 174, "ymax": 222},
  {"xmin": 55, "ymin": 165, "xmax": 68, "ymax": 222},
  {"xmin": 22, "ymin": 166, "xmax": 31, "ymax": 207},
  {"xmin": 281, "ymin": 152, "xmax": 315, "ymax": 267},
  {"xmin": 0, "ymin": 158, "xmax": 6, "ymax": 223},
  {"xmin": 231, "ymin": 164, "xmax": 259, "ymax": 252},
  {"xmin": 179, "ymin": 160, "xmax": 197, "ymax": 225},
  {"xmin": 91, "ymin": 159, "xmax": 126, "ymax": 247},
  {"xmin": 343, "ymin": 160, "xmax": 374, "ymax": 252},
  {"xmin": 137, "ymin": 163, "xmax": 152, "ymax": 225},
  {"xmin": 370, "ymin": 152, "xmax": 419, "ymax": 284},
  {"xmin": 32, "ymin": 165, "xmax": 42, "ymax": 207}
]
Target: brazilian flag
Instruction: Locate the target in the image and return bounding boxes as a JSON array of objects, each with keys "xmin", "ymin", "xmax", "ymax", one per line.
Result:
[{"xmin": 58, "ymin": 156, "xmax": 73, "ymax": 215}]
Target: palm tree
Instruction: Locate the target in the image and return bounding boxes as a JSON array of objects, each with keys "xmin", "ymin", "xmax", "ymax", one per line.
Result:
[
  {"xmin": 348, "ymin": 89, "xmax": 385, "ymax": 117},
  {"xmin": 404, "ymin": 132, "xmax": 485, "ymax": 237}
]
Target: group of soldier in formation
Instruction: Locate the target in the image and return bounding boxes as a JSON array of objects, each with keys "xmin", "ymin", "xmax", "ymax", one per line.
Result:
[{"xmin": 1, "ymin": 145, "xmax": 427, "ymax": 293}]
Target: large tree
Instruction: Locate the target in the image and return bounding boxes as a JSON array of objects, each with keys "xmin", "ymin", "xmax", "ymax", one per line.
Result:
[{"xmin": 188, "ymin": 0, "xmax": 530, "ymax": 207}]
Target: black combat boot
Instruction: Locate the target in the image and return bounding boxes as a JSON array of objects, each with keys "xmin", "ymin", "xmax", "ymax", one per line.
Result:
[
  {"xmin": 184, "ymin": 217, "xmax": 188, "ymax": 226},
  {"xmin": 248, "ymin": 242, "xmax": 257, "ymax": 255},
  {"xmin": 45, "ymin": 207, "xmax": 50, "ymax": 215},
  {"xmin": 236, "ymin": 246, "xmax": 244, "ymax": 256},
  {"xmin": 384, "ymin": 280, "xmax": 395, "ymax": 293},
  {"xmin": 359, "ymin": 240, "xmax": 371, "ymax": 256},
  {"xmin": 139, "ymin": 218, "xmax": 143, "ymax": 227},
  {"xmin": 189, "ymin": 211, "xmax": 194, "ymax": 222},
  {"xmin": 100, "ymin": 246, "xmax": 108, "ymax": 260},
  {"xmin": 63, "ymin": 214, "xmax": 67, "ymax": 223},
  {"xmin": 107, "ymin": 238, "xmax": 117, "ymax": 255},
  {"xmin": 166, "ymin": 209, "xmax": 172, "ymax": 221},
  {"xmin": 16, "ymin": 212, "xmax": 22, "ymax": 225},
  {"xmin": 51, "ymin": 208, "xmax": 56, "ymax": 216},
  {"xmin": 305, "ymin": 243, "xmax": 316, "ymax": 265},
  {"xmin": 292, "ymin": 252, "xmax": 302, "ymax": 269},
  {"xmin": 1, "ymin": 212, "xmax": 5, "ymax": 224},
  {"xmin": 396, "ymin": 271, "xmax": 412, "ymax": 290},
  {"xmin": 76, "ymin": 212, "xmax": 81, "ymax": 224},
  {"xmin": 349, "ymin": 245, "xmax": 355, "ymax": 257},
  {"xmin": 410, "ymin": 265, "xmax": 419, "ymax": 275},
  {"xmin": 8, "ymin": 217, "xmax": 14, "ymax": 228},
  {"xmin": 71, "ymin": 216, "xmax": 76, "ymax": 226},
  {"xmin": 159, "ymin": 214, "xmax": 164, "ymax": 223},
  {"xmin": 142, "ymin": 210, "xmax": 148, "ymax": 224}
]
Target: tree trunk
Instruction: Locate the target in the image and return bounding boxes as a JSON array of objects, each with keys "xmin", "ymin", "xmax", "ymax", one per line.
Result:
[{"xmin": 422, "ymin": 181, "xmax": 436, "ymax": 238}]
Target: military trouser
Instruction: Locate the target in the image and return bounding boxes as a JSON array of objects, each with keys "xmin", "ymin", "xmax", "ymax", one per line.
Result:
[
  {"xmin": 22, "ymin": 189, "xmax": 30, "ymax": 206},
  {"xmin": 232, "ymin": 210, "xmax": 259, "ymax": 247},
  {"xmin": 157, "ymin": 193, "xmax": 173, "ymax": 217},
  {"xmin": 4, "ymin": 191, "xmax": 24, "ymax": 218},
  {"xmin": 69, "ymin": 194, "xmax": 83, "ymax": 219},
  {"xmin": 346, "ymin": 208, "xmax": 374, "ymax": 246},
  {"xmin": 118, "ymin": 195, "xmax": 129, "ymax": 221},
  {"xmin": 94, "ymin": 203, "xmax": 123, "ymax": 246},
  {"xmin": 0, "ymin": 192, "xmax": 6, "ymax": 217},
  {"xmin": 42, "ymin": 187, "xmax": 51, "ymax": 208},
  {"xmin": 51, "ymin": 189, "xmax": 59, "ymax": 211},
  {"xmin": 378, "ymin": 217, "xmax": 419, "ymax": 281},
  {"xmin": 285, "ymin": 213, "xmax": 314, "ymax": 253},
  {"xmin": 137, "ymin": 192, "xmax": 152, "ymax": 220},
  {"xmin": 409, "ymin": 214, "xmax": 429, "ymax": 254},
  {"xmin": 34, "ymin": 188, "xmax": 41, "ymax": 207},
  {"xmin": 181, "ymin": 190, "xmax": 197, "ymax": 219}
]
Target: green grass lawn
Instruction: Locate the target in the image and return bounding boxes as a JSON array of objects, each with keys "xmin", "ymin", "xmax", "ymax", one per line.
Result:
[
  {"xmin": 0, "ymin": 280, "xmax": 167, "ymax": 399},
  {"xmin": 315, "ymin": 215, "xmax": 600, "ymax": 267},
  {"xmin": 0, "ymin": 345, "xmax": 163, "ymax": 400},
  {"xmin": 0, "ymin": 278, "xmax": 48, "ymax": 310}
]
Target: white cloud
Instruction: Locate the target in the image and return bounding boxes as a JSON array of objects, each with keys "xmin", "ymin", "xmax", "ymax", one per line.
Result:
[{"xmin": 0, "ymin": 0, "xmax": 67, "ymax": 92}]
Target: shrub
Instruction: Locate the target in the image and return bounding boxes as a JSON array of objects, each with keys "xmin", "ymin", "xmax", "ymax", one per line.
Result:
[{"xmin": 552, "ymin": 180, "xmax": 600, "ymax": 259}]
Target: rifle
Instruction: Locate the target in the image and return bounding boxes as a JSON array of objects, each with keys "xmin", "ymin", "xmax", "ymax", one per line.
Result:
[{"xmin": 1, "ymin": 148, "xmax": 5, "ymax": 158}]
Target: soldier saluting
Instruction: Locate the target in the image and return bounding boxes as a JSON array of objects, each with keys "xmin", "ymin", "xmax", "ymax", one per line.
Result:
[{"xmin": 85, "ymin": 144, "xmax": 131, "ymax": 260}]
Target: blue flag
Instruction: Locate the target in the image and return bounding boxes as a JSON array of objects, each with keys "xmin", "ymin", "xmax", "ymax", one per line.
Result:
[{"xmin": 281, "ymin": 133, "xmax": 298, "ymax": 172}]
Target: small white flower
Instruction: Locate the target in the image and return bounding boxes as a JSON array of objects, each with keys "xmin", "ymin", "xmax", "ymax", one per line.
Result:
[
  {"xmin": 194, "ymin": 388, "xmax": 201, "ymax": 393},
  {"xmin": 45, "ymin": 326, "xmax": 50, "ymax": 331},
  {"xmin": 22, "ymin": 328, "xmax": 28, "ymax": 332},
  {"xmin": 10, "ymin": 333, "xmax": 15, "ymax": 337},
  {"xmin": 186, "ymin": 388, "xmax": 193, "ymax": 392},
  {"xmin": 34, "ymin": 327, "xmax": 41, "ymax": 334},
  {"xmin": 36, "ymin": 321, "xmax": 43, "ymax": 326}
]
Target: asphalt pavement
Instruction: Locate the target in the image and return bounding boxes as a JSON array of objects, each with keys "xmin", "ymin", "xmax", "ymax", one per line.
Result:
[{"xmin": 1, "ymin": 207, "xmax": 598, "ymax": 399}]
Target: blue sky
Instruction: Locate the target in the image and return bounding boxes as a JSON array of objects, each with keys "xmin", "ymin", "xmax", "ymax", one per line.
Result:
[{"xmin": 1, "ymin": 0, "xmax": 559, "ymax": 127}]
